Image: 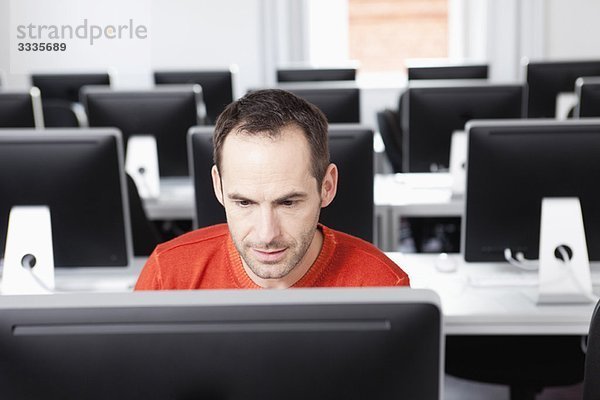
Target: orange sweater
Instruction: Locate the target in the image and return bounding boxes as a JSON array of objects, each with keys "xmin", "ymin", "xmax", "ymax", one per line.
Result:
[{"xmin": 135, "ymin": 224, "xmax": 409, "ymax": 290}]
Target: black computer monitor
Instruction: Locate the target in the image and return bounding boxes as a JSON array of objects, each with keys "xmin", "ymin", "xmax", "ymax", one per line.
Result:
[
  {"xmin": 403, "ymin": 81, "xmax": 525, "ymax": 172},
  {"xmin": 154, "ymin": 69, "xmax": 234, "ymax": 125},
  {"xmin": 0, "ymin": 129, "xmax": 132, "ymax": 267},
  {"xmin": 407, "ymin": 64, "xmax": 488, "ymax": 80},
  {"xmin": 525, "ymin": 60, "xmax": 600, "ymax": 118},
  {"xmin": 0, "ymin": 88, "xmax": 43, "ymax": 128},
  {"xmin": 277, "ymin": 67, "xmax": 356, "ymax": 83},
  {"xmin": 575, "ymin": 76, "xmax": 600, "ymax": 117},
  {"xmin": 463, "ymin": 119, "xmax": 600, "ymax": 262},
  {"xmin": 189, "ymin": 124, "xmax": 374, "ymax": 242},
  {"xmin": 31, "ymin": 73, "xmax": 110, "ymax": 103},
  {"xmin": 275, "ymin": 84, "xmax": 361, "ymax": 123},
  {"xmin": 0, "ymin": 288, "xmax": 442, "ymax": 400},
  {"xmin": 82, "ymin": 85, "xmax": 203, "ymax": 177}
]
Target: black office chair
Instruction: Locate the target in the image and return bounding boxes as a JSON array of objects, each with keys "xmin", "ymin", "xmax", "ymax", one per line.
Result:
[
  {"xmin": 376, "ymin": 108, "xmax": 403, "ymax": 173},
  {"xmin": 125, "ymin": 173, "xmax": 162, "ymax": 256},
  {"xmin": 41, "ymin": 99, "xmax": 81, "ymax": 127},
  {"xmin": 583, "ymin": 298, "xmax": 600, "ymax": 400},
  {"xmin": 447, "ymin": 335, "xmax": 585, "ymax": 400}
]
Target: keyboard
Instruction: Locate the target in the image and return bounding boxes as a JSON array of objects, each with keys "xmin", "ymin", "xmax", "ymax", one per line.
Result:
[
  {"xmin": 469, "ymin": 273, "xmax": 600, "ymax": 288},
  {"xmin": 469, "ymin": 274, "xmax": 538, "ymax": 288}
]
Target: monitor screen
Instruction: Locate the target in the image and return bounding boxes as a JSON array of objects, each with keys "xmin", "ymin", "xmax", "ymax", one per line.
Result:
[
  {"xmin": 404, "ymin": 82, "xmax": 524, "ymax": 172},
  {"xmin": 277, "ymin": 67, "xmax": 356, "ymax": 83},
  {"xmin": 82, "ymin": 85, "xmax": 202, "ymax": 177},
  {"xmin": 0, "ymin": 129, "xmax": 132, "ymax": 268},
  {"xmin": 154, "ymin": 70, "xmax": 234, "ymax": 125},
  {"xmin": 407, "ymin": 64, "xmax": 488, "ymax": 80},
  {"xmin": 0, "ymin": 89, "xmax": 43, "ymax": 128},
  {"xmin": 525, "ymin": 60, "xmax": 600, "ymax": 118},
  {"xmin": 575, "ymin": 77, "xmax": 600, "ymax": 117},
  {"xmin": 0, "ymin": 288, "xmax": 442, "ymax": 400},
  {"xmin": 276, "ymin": 84, "xmax": 361, "ymax": 123},
  {"xmin": 464, "ymin": 119, "xmax": 600, "ymax": 262},
  {"xmin": 189, "ymin": 124, "xmax": 374, "ymax": 242},
  {"xmin": 31, "ymin": 73, "xmax": 110, "ymax": 103}
]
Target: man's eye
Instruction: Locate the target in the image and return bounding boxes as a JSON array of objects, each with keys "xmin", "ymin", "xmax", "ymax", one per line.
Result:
[
  {"xmin": 236, "ymin": 200, "xmax": 251, "ymax": 207},
  {"xmin": 281, "ymin": 200, "xmax": 295, "ymax": 207}
]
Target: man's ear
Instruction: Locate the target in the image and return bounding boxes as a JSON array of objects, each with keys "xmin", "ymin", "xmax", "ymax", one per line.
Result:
[
  {"xmin": 320, "ymin": 163, "xmax": 338, "ymax": 208},
  {"xmin": 211, "ymin": 165, "xmax": 224, "ymax": 206}
]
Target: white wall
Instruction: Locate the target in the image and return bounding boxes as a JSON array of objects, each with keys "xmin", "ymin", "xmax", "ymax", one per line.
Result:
[
  {"xmin": 544, "ymin": 0, "xmax": 600, "ymax": 59},
  {"xmin": 0, "ymin": 0, "xmax": 269, "ymax": 94}
]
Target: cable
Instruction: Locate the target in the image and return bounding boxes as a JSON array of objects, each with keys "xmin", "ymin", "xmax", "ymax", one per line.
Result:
[
  {"xmin": 20, "ymin": 253, "xmax": 56, "ymax": 293},
  {"xmin": 503, "ymin": 248, "xmax": 539, "ymax": 271}
]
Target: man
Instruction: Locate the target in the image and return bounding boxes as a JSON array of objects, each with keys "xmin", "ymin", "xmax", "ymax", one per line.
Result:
[{"xmin": 135, "ymin": 89, "xmax": 409, "ymax": 290}]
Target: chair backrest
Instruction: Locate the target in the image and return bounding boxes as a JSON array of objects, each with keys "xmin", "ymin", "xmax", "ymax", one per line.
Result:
[
  {"xmin": 41, "ymin": 99, "xmax": 80, "ymax": 127},
  {"xmin": 125, "ymin": 173, "xmax": 162, "ymax": 256},
  {"xmin": 584, "ymin": 298, "xmax": 600, "ymax": 400},
  {"xmin": 376, "ymin": 108, "xmax": 403, "ymax": 173}
]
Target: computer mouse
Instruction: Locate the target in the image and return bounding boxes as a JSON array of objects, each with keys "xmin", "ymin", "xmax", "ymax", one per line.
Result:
[{"xmin": 435, "ymin": 253, "xmax": 457, "ymax": 273}]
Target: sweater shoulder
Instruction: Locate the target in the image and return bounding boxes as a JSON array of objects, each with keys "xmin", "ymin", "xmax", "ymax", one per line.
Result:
[
  {"xmin": 326, "ymin": 226, "xmax": 409, "ymax": 285},
  {"xmin": 153, "ymin": 223, "xmax": 229, "ymax": 256}
]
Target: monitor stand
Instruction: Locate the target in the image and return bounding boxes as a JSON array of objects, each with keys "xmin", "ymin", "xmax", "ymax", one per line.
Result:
[
  {"xmin": 537, "ymin": 197, "xmax": 594, "ymax": 304},
  {"xmin": 126, "ymin": 135, "xmax": 160, "ymax": 200},
  {"xmin": 555, "ymin": 92, "xmax": 578, "ymax": 120},
  {"xmin": 1, "ymin": 206, "xmax": 54, "ymax": 294},
  {"xmin": 449, "ymin": 130, "xmax": 467, "ymax": 197}
]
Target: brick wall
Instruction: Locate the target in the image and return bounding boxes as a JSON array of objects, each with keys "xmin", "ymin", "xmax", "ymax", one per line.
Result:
[{"xmin": 349, "ymin": 0, "xmax": 448, "ymax": 72}]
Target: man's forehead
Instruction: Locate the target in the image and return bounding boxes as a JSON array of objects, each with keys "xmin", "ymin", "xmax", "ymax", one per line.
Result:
[{"xmin": 221, "ymin": 127, "xmax": 310, "ymax": 160}]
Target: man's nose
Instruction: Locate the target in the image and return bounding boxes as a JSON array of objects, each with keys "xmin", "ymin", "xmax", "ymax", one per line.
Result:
[{"xmin": 256, "ymin": 206, "xmax": 281, "ymax": 245}]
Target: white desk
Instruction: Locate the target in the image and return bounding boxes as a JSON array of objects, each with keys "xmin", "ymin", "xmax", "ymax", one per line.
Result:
[
  {"xmin": 374, "ymin": 174, "xmax": 463, "ymax": 250},
  {"xmin": 390, "ymin": 253, "xmax": 599, "ymax": 335},
  {"xmin": 143, "ymin": 177, "xmax": 195, "ymax": 221},
  {"xmin": 144, "ymin": 174, "xmax": 463, "ymax": 250},
  {"xmin": 50, "ymin": 257, "xmax": 145, "ymax": 293}
]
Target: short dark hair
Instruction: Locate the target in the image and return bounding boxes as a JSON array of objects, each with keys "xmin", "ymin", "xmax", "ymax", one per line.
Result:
[{"xmin": 213, "ymin": 89, "xmax": 330, "ymax": 185}]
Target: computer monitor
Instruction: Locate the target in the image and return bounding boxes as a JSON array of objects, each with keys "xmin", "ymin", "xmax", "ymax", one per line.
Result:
[
  {"xmin": 189, "ymin": 124, "xmax": 374, "ymax": 242},
  {"xmin": 463, "ymin": 119, "xmax": 600, "ymax": 262},
  {"xmin": 277, "ymin": 67, "xmax": 356, "ymax": 83},
  {"xmin": 0, "ymin": 129, "xmax": 132, "ymax": 268},
  {"xmin": 31, "ymin": 73, "xmax": 111, "ymax": 103},
  {"xmin": 407, "ymin": 64, "xmax": 488, "ymax": 80},
  {"xmin": 0, "ymin": 88, "xmax": 44, "ymax": 128},
  {"xmin": 82, "ymin": 85, "xmax": 203, "ymax": 177},
  {"xmin": 525, "ymin": 60, "xmax": 600, "ymax": 118},
  {"xmin": 575, "ymin": 76, "xmax": 600, "ymax": 117},
  {"xmin": 275, "ymin": 84, "xmax": 361, "ymax": 123},
  {"xmin": 154, "ymin": 69, "xmax": 234, "ymax": 125},
  {"xmin": 403, "ymin": 81, "xmax": 525, "ymax": 172},
  {"xmin": 0, "ymin": 288, "xmax": 442, "ymax": 400}
]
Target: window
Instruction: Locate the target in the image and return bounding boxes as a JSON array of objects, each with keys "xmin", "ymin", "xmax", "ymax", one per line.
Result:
[{"xmin": 349, "ymin": 0, "xmax": 449, "ymax": 73}]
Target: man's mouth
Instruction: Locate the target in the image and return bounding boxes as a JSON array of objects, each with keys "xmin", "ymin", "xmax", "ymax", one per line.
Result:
[{"xmin": 252, "ymin": 248, "xmax": 287, "ymax": 263}]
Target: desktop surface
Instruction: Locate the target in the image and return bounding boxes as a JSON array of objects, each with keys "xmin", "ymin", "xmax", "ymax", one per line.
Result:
[{"xmin": 391, "ymin": 253, "xmax": 599, "ymax": 335}]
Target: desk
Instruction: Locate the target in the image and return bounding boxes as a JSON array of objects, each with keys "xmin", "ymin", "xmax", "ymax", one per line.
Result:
[
  {"xmin": 390, "ymin": 253, "xmax": 598, "ymax": 335},
  {"xmin": 144, "ymin": 174, "xmax": 463, "ymax": 251},
  {"xmin": 143, "ymin": 177, "xmax": 195, "ymax": 221},
  {"xmin": 374, "ymin": 174, "xmax": 463, "ymax": 250},
  {"xmin": 51, "ymin": 257, "xmax": 145, "ymax": 292}
]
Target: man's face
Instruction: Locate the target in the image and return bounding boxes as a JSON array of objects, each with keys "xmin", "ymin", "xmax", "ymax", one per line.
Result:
[{"xmin": 212, "ymin": 125, "xmax": 332, "ymax": 280}]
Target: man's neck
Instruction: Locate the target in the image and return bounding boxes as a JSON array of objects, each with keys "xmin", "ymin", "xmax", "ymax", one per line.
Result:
[{"xmin": 242, "ymin": 228, "xmax": 324, "ymax": 289}]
